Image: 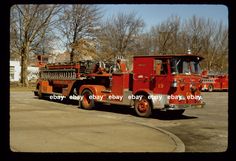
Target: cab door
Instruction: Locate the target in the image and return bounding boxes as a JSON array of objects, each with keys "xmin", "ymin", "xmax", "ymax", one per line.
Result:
[{"xmin": 153, "ymin": 59, "xmax": 172, "ymax": 94}]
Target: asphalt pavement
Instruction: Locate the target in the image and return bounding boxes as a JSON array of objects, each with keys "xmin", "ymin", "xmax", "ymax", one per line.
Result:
[{"xmin": 10, "ymin": 91, "xmax": 185, "ymax": 152}]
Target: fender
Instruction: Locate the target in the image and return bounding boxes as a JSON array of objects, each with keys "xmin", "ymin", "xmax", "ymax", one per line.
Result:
[
  {"xmin": 133, "ymin": 89, "xmax": 168, "ymax": 109},
  {"xmin": 79, "ymin": 85, "xmax": 106, "ymax": 101}
]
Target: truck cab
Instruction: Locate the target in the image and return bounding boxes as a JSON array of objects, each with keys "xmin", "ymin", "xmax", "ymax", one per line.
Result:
[{"xmin": 132, "ymin": 54, "xmax": 205, "ymax": 117}]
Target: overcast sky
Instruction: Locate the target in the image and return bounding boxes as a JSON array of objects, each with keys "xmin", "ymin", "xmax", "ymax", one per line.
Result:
[{"xmin": 100, "ymin": 4, "xmax": 228, "ymax": 31}]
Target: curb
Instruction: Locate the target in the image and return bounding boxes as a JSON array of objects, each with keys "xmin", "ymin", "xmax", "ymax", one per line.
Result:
[
  {"xmin": 96, "ymin": 114, "xmax": 185, "ymax": 152},
  {"xmin": 151, "ymin": 126, "xmax": 185, "ymax": 152},
  {"xmin": 121, "ymin": 121, "xmax": 185, "ymax": 152}
]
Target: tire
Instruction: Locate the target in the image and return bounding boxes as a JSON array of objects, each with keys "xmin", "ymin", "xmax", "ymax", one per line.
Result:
[
  {"xmin": 81, "ymin": 89, "xmax": 95, "ymax": 110},
  {"xmin": 134, "ymin": 95, "xmax": 152, "ymax": 117},
  {"xmin": 38, "ymin": 85, "xmax": 43, "ymax": 99},
  {"xmin": 208, "ymin": 84, "xmax": 214, "ymax": 92}
]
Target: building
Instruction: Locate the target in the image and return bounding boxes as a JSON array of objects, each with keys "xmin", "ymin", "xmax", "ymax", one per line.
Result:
[
  {"xmin": 10, "ymin": 61, "xmax": 21, "ymax": 82},
  {"xmin": 10, "ymin": 60, "xmax": 39, "ymax": 82},
  {"xmin": 55, "ymin": 51, "xmax": 70, "ymax": 62}
]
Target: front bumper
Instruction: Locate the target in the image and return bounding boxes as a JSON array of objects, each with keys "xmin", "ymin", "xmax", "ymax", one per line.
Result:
[
  {"xmin": 162, "ymin": 102, "xmax": 206, "ymax": 111},
  {"xmin": 150, "ymin": 94, "xmax": 205, "ymax": 110}
]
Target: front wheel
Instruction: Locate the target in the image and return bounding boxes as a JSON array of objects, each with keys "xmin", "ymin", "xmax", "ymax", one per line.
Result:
[
  {"xmin": 81, "ymin": 89, "xmax": 95, "ymax": 110},
  {"xmin": 134, "ymin": 96, "xmax": 152, "ymax": 117}
]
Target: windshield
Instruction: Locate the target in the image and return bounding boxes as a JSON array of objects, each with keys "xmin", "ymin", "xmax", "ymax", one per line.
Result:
[{"xmin": 171, "ymin": 58, "xmax": 201, "ymax": 74}]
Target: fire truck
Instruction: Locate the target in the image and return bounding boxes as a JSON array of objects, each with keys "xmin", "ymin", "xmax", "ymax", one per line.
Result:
[
  {"xmin": 35, "ymin": 54, "xmax": 49, "ymax": 67},
  {"xmin": 34, "ymin": 54, "xmax": 205, "ymax": 117},
  {"xmin": 201, "ymin": 71, "xmax": 228, "ymax": 92}
]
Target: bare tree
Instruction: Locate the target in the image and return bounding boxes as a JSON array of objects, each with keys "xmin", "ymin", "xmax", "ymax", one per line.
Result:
[
  {"xmin": 138, "ymin": 15, "xmax": 228, "ymax": 73},
  {"xmin": 183, "ymin": 16, "xmax": 228, "ymax": 72},
  {"xmin": 206, "ymin": 21, "xmax": 228, "ymax": 72},
  {"xmin": 33, "ymin": 32, "xmax": 58, "ymax": 55},
  {"xmin": 70, "ymin": 39, "xmax": 98, "ymax": 61},
  {"xmin": 10, "ymin": 4, "xmax": 60, "ymax": 87},
  {"xmin": 183, "ymin": 15, "xmax": 206, "ymax": 55},
  {"xmin": 151, "ymin": 15, "xmax": 180, "ymax": 54},
  {"xmin": 57, "ymin": 5, "xmax": 101, "ymax": 62},
  {"xmin": 134, "ymin": 33, "xmax": 154, "ymax": 55},
  {"xmin": 97, "ymin": 12, "xmax": 144, "ymax": 59}
]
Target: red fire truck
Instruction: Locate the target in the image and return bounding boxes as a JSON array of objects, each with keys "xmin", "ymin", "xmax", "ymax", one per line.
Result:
[
  {"xmin": 34, "ymin": 54, "xmax": 205, "ymax": 117},
  {"xmin": 35, "ymin": 54, "xmax": 49, "ymax": 67},
  {"xmin": 201, "ymin": 71, "xmax": 228, "ymax": 92}
]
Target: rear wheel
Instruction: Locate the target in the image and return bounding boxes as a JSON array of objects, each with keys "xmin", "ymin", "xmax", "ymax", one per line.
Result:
[
  {"xmin": 134, "ymin": 95, "xmax": 152, "ymax": 117},
  {"xmin": 38, "ymin": 85, "xmax": 43, "ymax": 99},
  {"xmin": 208, "ymin": 84, "xmax": 214, "ymax": 92},
  {"xmin": 81, "ymin": 89, "xmax": 95, "ymax": 110}
]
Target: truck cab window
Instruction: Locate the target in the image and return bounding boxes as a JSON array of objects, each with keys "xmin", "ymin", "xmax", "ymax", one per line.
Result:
[
  {"xmin": 160, "ymin": 61, "xmax": 168, "ymax": 75},
  {"xmin": 155, "ymin": 59, "xmax": 168, "ymax": 75}
]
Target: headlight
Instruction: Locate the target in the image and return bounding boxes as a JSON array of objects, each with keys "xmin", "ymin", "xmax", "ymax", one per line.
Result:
[{"xmin": 171, "ymin": 79, "xmax": 178, "ymax": 87}]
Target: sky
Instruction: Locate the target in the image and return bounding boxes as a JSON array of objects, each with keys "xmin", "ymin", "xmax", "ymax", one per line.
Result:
[
  {"xmin": 53, "ymin": 4, "xmax": 228, "ymax": 53},
  {"xmin": 100, "ymin": 4, "xmax": 228, "ymax": 31}
]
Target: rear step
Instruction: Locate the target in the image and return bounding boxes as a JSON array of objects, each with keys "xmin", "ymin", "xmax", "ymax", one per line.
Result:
[{"xmin": 34, "ymin": 90, "xmax": 64, "ymax": 97}]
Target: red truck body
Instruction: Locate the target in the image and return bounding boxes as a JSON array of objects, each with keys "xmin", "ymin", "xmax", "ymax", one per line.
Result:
[
  {"xmin": 201, "ymin": 71, "xmax": 228, "ymax": 92},
  {"xmin": 34, "ymin": 54, "xmax": 205, "ymax": 117}
]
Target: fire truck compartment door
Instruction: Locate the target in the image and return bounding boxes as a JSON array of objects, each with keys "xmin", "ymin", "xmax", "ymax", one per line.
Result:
[{"xmin": 133, "ymin": 58, "xmax": 154, "ymax": 92}]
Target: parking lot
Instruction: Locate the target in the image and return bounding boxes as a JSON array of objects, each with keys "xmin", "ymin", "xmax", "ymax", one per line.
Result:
[{"xmin": 10, "ymin": 90, "xmax": 228, "ymax": 152}]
